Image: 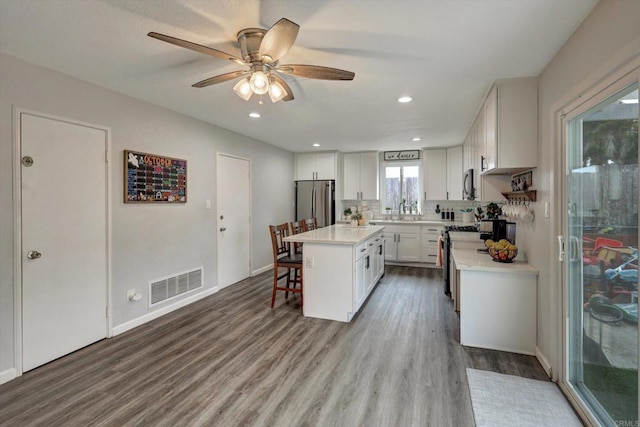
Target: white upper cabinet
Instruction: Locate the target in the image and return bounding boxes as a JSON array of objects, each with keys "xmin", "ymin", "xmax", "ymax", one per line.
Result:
[
  {"xmin": 342, "ymin": 152, "xmax": 378, "ymax": 200},
  {"xmin": 481, "ymin": 77, "xmax": 538, "ymax": 175},
  {"xmin": 295, "ymin": 152, "xmax": 337, "ymax": 180},
  {"xmin": 447, "ymin": 146, "xmax": 463, "ymax": 200},
  {"xmin": 422, "ymin": 149, "xmax": 448, "ymax": 200}
]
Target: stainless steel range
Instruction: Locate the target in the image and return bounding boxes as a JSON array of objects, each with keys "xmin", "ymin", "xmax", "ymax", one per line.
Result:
[{"xmin": 443, "ymin": 224, "xmax": 480, "ymax": 296}]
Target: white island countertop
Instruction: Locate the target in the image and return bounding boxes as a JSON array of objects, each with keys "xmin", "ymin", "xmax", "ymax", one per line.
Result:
[
  {"xmin": 284, "ymin": 224, "xmax": 385, "ymax": 245},
  {"xmin": 452, "ymin": 248, "xmax": 538, "ymax": 275}
]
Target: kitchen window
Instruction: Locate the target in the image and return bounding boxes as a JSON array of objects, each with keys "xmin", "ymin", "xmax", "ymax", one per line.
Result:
[{"xmin": 380, "ymin": 161, "xmax": 421, "ymax": 215}]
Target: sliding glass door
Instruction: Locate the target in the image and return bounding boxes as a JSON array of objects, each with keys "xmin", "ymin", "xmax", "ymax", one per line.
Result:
[{"xmin": 564, "ymin": 82, "xmax": 638, "ymax": 425}]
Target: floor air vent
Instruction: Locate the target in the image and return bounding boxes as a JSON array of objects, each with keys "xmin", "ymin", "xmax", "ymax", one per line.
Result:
[{"xmin": 150, "ymin": 267, "xmax": 203, "ymax": 306}]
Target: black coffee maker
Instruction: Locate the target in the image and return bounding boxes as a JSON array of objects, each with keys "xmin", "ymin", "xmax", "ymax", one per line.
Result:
[{"xmin": 479, "ymin": 219, "xmax": 508, "ymax": 243}]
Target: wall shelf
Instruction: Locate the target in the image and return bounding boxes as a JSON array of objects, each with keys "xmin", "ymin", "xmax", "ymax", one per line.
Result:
[{"xmin": 501, "ymin": 190, "xmax": 537, "ymax": 202}]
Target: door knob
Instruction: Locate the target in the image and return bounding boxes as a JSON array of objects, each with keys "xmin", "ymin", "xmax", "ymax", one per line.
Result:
[
  {"xmin": 219, "ymin": 227, "xmax": 226, "ymax": 232},
  {"xmin": 27, "ymin": 250, "xmax": 42, "ymax": 260}
]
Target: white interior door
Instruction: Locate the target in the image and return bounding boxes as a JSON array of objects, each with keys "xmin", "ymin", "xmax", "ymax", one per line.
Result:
[
  {"xmin": 216, "ymin": 154, "xmax": 251, "ymax": 289},
  {"xmin": 21, "ymin": 113, "xmax": 107, "ymax": 372}
]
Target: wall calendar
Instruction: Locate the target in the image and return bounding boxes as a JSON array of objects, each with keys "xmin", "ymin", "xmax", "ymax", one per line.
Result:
[{"xmin": 124, "ymin": 150, "xmax": 187, "ymax": 203}]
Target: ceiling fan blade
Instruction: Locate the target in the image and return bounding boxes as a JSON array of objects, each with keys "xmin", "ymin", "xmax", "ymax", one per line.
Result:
[
  {"xmin": 192, "ymin": 70, "xmax": 250, "ymax": 88},
  {"xmin": 258, "ymin": 18, "xmax": 299, "ymax": 63},
  {"xmin": 271, "ymin": 74, "xmax": 295, "ymax": 102},
  {"xmin": 276, "ymin": 64, "xmax": 355, "ymax": 81},
  {"xmin": 148, "ymin": 32, "xmax": 246, "ymax": 66}
]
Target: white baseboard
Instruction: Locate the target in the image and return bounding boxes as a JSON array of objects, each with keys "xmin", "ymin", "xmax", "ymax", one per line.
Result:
[
  {"xmin": 0, "ymin": 368, "xmax": 17, "ymax": 385},
  {"xmin": 252, "ymin": 264, "xmax": 272, "ymax": 276},
  {"xmin": 536, "ymin": 346, "xmax": 553, "ymax": 379},
  {"xmin": 112, "ymin": 286, "xmax": 219, "ymax": 336}
]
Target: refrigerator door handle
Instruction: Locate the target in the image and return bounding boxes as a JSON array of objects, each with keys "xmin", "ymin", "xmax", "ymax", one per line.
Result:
[{"xmin": 324, "ymin": 182, "xmax": 331, "ymax": 226}]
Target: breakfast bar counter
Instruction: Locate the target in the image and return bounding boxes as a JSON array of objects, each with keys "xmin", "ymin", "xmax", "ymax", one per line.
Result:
[
  {"xmin": 452, "ymin": 248, "xmax": 538, "ymax": 355},
  {"xmin": 284, "ymin": 225, "xmax": 386, "ymax": 322}
]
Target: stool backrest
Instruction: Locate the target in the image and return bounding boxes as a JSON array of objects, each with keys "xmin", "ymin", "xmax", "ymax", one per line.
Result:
[
  {"xmin": 290, "ymin": 220, "xmax": 306, "ymax": 254},
  {"xmin": 305, "ymin": 217, "xmax": 318, "ymax": 231},
  {"xmin": 269, "ymin": 223, "xmax": 290, "ymax": 261}
]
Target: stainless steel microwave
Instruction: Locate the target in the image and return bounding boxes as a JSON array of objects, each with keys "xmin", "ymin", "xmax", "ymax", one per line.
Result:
[{"xmin": 463, "ymin": 168, "xmax": 475, "ymax": 200}]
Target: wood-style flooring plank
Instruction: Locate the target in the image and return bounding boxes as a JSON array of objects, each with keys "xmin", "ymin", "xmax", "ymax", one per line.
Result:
[{"xmin": 0, "ymin": 266, "xmax": 548, "ymax": 426}]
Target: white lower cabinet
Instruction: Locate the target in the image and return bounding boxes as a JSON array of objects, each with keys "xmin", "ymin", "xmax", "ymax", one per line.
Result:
[
  {"xmin": 421, "ymin": 225, "xmax": 443, "ymax": 264},
  {"xmin": 381, "ymin": 224, "xmax": 421, "ymax": 262},
  {"xmin": 354, "ymin": 233, "xmax": 385, "ymax": 312},
  {"xmin": 355, "ymin": 255, "xmax": 367, "ymax": 311}
]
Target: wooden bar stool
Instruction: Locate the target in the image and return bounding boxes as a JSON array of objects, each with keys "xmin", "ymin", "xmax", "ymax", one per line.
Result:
[
  {"xmin": 305, "ymin": 217, "xmax": 318, "ymax": 231},
  {"xmin": 268, "ymin": 223, "xmax": 303, "ymax": 312},
  {"xmin": 290, "ymin": 219, "xmax": 307, "ymax": 255}
]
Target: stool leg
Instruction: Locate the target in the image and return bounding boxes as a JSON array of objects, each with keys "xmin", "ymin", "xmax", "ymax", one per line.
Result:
[
  {"xmin": 271, "ymin": 266, "xmax": 278, "ymax": 308},
  {"xmin": 299, "ymin": 267, "xmax": 303, "ymax": 314}
]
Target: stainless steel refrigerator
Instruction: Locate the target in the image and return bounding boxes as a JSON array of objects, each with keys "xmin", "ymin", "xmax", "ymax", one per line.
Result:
[{"xmin": 295, "ymin": 180, "xmax": 335, "ymax": 227}]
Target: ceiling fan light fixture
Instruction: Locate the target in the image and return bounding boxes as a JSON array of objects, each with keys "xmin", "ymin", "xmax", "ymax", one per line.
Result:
[
  {"xmin": 268, "ymin": 79, "xmax": 288, "ymax": 103},
  {"xmin": 249, "ymin": 70, "xmax": 269, "ymax": 95},
  {"xmin": 233, "ymin": 78, "xmax": 253, "ymax": 101}
]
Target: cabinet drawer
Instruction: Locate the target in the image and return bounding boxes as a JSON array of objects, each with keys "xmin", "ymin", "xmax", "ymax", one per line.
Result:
[
  {"xmin": 423, "ymin": 254, "xmax": 438, "ymax": 264},
  {"xmin": 422, "ymin": 226, "xmax": 442, "ymax": 233},
  {"xmin": 421, "ymin": 236, "xmax": 440, "ymax": 248},
  {"xmin": 355, "ymin": 241, "xmax": 368, "ymax": 260},
  {"xmin": 396, "ymin": 224, "xmax": 421, "ymax": 234}
]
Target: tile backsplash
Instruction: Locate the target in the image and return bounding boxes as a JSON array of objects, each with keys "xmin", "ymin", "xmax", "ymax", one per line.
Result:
[{"xmin": 338, "ymin": 199, "xmax": 504, "ymax": 221}]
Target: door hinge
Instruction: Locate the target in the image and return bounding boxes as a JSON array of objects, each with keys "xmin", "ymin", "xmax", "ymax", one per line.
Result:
[{"xmin": 105, "ymin": 151, "xmax": 109, "ymax": 163}]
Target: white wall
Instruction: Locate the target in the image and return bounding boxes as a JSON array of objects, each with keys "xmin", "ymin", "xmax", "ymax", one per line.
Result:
[
  {"xmin": 519, "ymin": 0, "xmax": 640, "ymax": 375},
  {"xmin": 0, "ymin": 54, "xmax": 294, "ymax": 375}
]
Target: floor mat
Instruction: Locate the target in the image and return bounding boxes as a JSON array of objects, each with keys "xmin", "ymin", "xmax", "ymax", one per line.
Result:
[{"xmin": 466, "ymin": 368, "xmax": 582, "ymax": 426}]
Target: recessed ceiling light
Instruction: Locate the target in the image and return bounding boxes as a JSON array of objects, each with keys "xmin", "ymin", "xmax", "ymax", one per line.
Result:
[
  {"xmin": 620, "ymin": 99, "xmax": 638, "ymax": 104},
  {"xmin": 312, "ymin": 143, "xmax": 320, "ymax": 147},
  {"xmin": 398, "ymin": 96, "xmax": 412, "ymax": 103},
  {"xmin": 412, "ymin": 137, "xmax": 421, "ymax": 142},
  {"xmin": 249, "ymin": 112, "xmax": 261, "ymax": 118}
]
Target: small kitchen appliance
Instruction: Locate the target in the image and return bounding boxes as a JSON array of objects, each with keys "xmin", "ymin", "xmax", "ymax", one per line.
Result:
[{"xmin": 479, "ymin": 219, "xmax": 505, "ymax": 242}]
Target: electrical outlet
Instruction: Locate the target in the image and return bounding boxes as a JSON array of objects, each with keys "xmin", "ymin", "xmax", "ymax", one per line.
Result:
[
  {"xmin": 205, "ymin": 199, "xmax": 212, "ymax": 210},
  {"xmin": 305, "ymin": 257, "xmax": 314, "ymax": 269},
  {"xmin": 544, "ymin": 202, "xmax": 550, "ymax": 218}
]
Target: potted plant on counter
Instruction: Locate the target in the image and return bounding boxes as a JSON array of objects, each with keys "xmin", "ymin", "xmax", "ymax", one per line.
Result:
[
  {"xmin": 351, "ymin": 212, "xmax": 363, "ymax": 226},
  {"xmin": 343, "ymin": 208, "xmax": 352, "ymax": 220}
]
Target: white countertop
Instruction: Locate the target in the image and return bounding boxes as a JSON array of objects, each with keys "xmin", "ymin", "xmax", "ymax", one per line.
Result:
[
  {"xmin": 369, "ymin": 219, "xmax": 474, "ymax": 226},
  {"xmin": 284, "ymin": 224, "xmax": 385, "ymax": 245},
  {"xmin": 448, "ymin": 231, "xmax": 482, "ymax": 242},
  {"xmin": 452, "ymin": 248, "xmax": 538, "ymax": 275}
]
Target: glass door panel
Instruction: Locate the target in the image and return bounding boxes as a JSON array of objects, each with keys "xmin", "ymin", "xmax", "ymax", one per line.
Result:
[{"xmin": 566, "ymin": 84, "xmax": 638, "ymax": 425}]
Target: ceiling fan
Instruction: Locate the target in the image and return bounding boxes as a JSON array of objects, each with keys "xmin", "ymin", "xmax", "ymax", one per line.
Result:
[{"xmin": 148, "ymin": 18, "xmax": 355, "ymax": 103}]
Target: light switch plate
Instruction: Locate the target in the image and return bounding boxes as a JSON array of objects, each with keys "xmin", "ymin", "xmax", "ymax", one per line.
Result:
[{"xmin": 544, "ymin": 202, "xmax": 550, "ymax": 218}]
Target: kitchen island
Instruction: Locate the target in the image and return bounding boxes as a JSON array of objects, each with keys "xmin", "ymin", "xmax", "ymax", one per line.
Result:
[
  {"xmin": 452, "ymin": 248, "xmax": 538, "ymax": 355},
  {"xmin": 284, "ymin": 224, "xmax": 385, "ymax": 322}
]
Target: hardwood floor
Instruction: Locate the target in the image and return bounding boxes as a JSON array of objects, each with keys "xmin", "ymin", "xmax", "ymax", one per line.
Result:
[{"xmin": 0, "ymin": 266, "xmax": 548, "ymax": 426}]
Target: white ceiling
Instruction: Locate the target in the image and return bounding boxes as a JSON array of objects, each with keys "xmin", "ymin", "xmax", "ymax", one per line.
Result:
[{"xmin": 0, "ymin": 0, "xmax": 598, "ymax": 153}]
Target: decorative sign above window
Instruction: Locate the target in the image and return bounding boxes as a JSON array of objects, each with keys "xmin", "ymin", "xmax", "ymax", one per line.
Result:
[
  {"xmin": 124, "ymin": 150, "xmax": 187, "ymax": 203},
  {"xmin": 383, "ymin": 150, "xmax": 420, "ymax": 161}
]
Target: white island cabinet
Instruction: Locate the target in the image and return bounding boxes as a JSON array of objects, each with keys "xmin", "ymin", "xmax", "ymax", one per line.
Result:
[
  {"xmin": 452, "ymin": 248, "xmax": 538, "ymax": 355},
  {"xmin": 284, "ymin": 225, "xmax": 385, "ymax": 322}
]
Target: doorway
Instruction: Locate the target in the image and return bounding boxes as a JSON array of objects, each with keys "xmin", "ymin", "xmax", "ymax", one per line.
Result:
[
  {"xmin": 18, "ymin": 111, "xmax": 109, "ymax": 372},
  {"xmin": 216, "ymin": 153, "xmax": 251, "ymax": 289},
  {"xmin": 561, "ymin": 80, "xmax": 638, "ymax": 425}
]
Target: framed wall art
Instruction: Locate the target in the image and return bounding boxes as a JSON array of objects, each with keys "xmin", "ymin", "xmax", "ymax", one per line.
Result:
[{"xmin": 124, "ymin": 150, "xmax": 187, "ymax": 203}]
